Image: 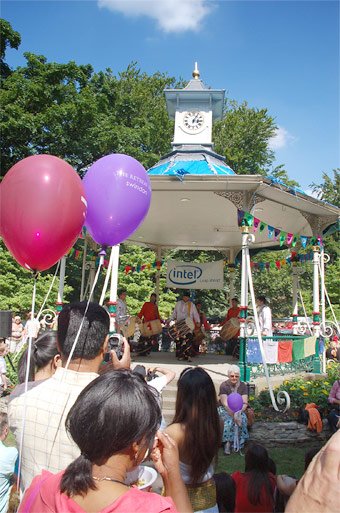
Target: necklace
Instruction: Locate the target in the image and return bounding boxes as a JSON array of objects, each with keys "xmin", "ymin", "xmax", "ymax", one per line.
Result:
[{"xmin": 92, "ymin": 476, "xmax": 128, "ymax": 486}]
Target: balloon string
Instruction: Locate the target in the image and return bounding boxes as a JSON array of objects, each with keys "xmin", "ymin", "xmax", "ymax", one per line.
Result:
[
  {"xmin": 64, "ymin": 254, "xmax": 104, "ymax": 371},
  {"xmin": 36, "ymin": 260, "xmax": 60, "ymax": 319},
  {"xmin": 17, "ymin": 273, "xmax": 38, "ymax": 492}
]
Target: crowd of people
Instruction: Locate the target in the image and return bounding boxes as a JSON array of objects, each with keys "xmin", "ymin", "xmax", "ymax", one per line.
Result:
[{"xmin": 0, "ymin": 301, "xmax": 339, "ymax": 513}]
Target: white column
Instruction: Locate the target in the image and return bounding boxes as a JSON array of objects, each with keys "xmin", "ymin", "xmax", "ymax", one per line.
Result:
[
  {"xmin": 320, "ymin": 247, "xmax": 326, "ymax": 330},
  {"xmin": 57, "ymin": 256, "xmax": 66, "ymax": 304},
  {"xmin": 312, "ymin": 246, "xmax": 320, "ymax": 338},
  {"xmin": 109, "ymin": 245, "xmax": 120, "ymax": 332},
  {"xmin": 239, "ymin": 227, "xmax": 250, "ymax": 339},
  {"xmin": 80, "ymin": 237, "xmax": 88, "ymax": 301},
  {"xmin": 155, "ymin": 247, "xmax": 162, "ymax": 301},
  {"xmin": 292, "ymin": 265, "xmax": 299, "ymax": 335},
  {"xmin": 229, "ymin": 248, "xmax": 236, "ymax": 304}
]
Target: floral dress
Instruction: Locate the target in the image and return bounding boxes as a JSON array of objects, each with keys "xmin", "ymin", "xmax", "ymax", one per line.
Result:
[{"xmin": 218, "ymin": 380, "xmax": 249, "ymax": 449}]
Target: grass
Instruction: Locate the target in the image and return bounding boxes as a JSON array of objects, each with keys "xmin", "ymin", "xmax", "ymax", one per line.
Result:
[{"xmin": 216, "ymin": 446, "xmax": 314, "ymax": 479}]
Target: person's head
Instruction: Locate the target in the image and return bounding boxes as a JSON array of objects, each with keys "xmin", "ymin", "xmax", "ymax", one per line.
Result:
[
  {"xmin": 304, "ymin": 447, "xmax": 319, "ymax": 471},
  {"xmin": 245, "ymin": 444, "xmax": 274, "ymax": 507},
  {"xmin": 213, "ymin": 472, "xmax": 236, "ymax": 513},
  {"xmin": 330, "ymin": 341, "xmax": 337, "ymax": 349},
  {"xmin": 14, "ymin": 315, "xmax": 21, "ymax": 324},
  {"xmin": 150, "ymin": 293, "xmax": 157, "ymax": 304},
  {"xmin": 195, "ymin": 302, "xmax": 202, "ymax": 311},
  {"xmin": 118, "ymin": 289, "xmax": 127, "ymax": 301},
  {"xmin": 231, "ymin": 298, "xmax": 239, "ymax": 308},
  {"xmin": 17, "ymin": 331, "xmax": 61, "ymax": 383},
  {"xmin": 173, "ymin": 367, "xmax": 220, "ymax": 484},
  {"xmin": 181, "ymin": 291, "xmax": 190, "ymax": 303},
  {"xmin": 60, "ymin": 370, "xmax": 161, "ymax": 497},
  {"xmin": 227, "ymin": 365, "xmax": 241, "ymax": 386},
  {"xmin": 27, "ymin": 311, "xmax": 33, "ymax": 320},
  {"xmin": 0, "ymin": 413, "xmax": 9, "ymax": 441},
  {"xmin": 57, "ymin": 302, "xmax": 109, "ymax": 362},
  {"xmin": 256, "ymin": 295, "xmax": 267, "ymax": 306}
]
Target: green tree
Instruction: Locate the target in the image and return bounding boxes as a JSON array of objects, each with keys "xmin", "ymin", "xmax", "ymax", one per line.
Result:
[
  {"xmin": 0, "ymin": 241, "xmax": 72, "ymax": 313},
  {"xmin": 0, "ymin": 18, "xmax": 21, "ymax": 79},
  {"xmin": 310, "ymin": 169, "xmax": 340, "ymax": 207}
]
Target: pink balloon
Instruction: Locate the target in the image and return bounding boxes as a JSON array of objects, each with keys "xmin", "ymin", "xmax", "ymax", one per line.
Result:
[
  {"xmin": 0, "ymin": 155, "xmax": 87, "ymax": 271},
  {"xmin": 227, "ymin": 392, "xmax": 244, "ymax": 413}
]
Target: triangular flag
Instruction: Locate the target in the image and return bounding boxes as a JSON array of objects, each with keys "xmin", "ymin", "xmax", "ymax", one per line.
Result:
[
  {"xmin": 244, "ymin": 212, "xmax": 254, "ymax": 227},
  {"xmin": 279, "ymin": 231, "xmax": 287, "ymax": 247},
  {"xmin": 268, "ymin": 226, "xmax": 274, "ymax": 238},
  {"xmin": 300, "ymin": 236, "xmax": 308, "ymax": 248},
  {"xmin": 253, "ymin": 218, "xmax": 261, "ymax": 232},
  {"xmin": 237, "ymin": 210, "xmax": 245, "ymax": 226},
  {"xmin": 259, "ymin": 222, "xmax": 266, "ymax": 232},
  {"xmin": 292, "ymin": 235, "xmax": 298, "ymax": 247},
  {"xmin": 286, "ymin": 233, "xmax": 293, "ymax": 245},
  {"xmin": 274, "ymin": 228, "xmax": 281, "ymax": 240}
]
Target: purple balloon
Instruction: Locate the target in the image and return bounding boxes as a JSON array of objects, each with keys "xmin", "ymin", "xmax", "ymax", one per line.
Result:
[
  {"xmin": 227, "ymin": 392, "xmax": 243, "ymax": 413},
  {"xmin": 83, "ymin": 154, "xmax": 151, "ymax": 246}
]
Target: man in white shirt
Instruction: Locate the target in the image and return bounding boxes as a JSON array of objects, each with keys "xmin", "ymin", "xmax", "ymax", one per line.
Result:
[
  {"xmin": 116, "ymin": 289, "xmax": 128, "ymax": 328},
  {"xmin": 256, "ymin": 295, "xmax": 276, "ymax": 363},
  {"xmin": 8, "ymin": 301, "xmax": 130, "ymax": 490},
  {"xmin": 170, "ymin": 291, "xmax": 200, "ymax": 361}
]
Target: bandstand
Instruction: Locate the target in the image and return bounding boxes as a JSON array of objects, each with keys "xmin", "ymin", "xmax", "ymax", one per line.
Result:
[{"xmin": 55, "ymin": 64, "xmax": 339, "ymax": 406}]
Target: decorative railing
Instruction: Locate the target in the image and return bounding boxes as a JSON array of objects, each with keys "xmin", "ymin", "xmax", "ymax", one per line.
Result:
[{"xmin": 244, "ymin": 335, "xmax": 320, "ymax": 378}]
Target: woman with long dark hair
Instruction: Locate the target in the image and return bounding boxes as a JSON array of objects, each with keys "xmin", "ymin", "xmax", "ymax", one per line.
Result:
[
  {"xmin": 165, "ymin": 367, "xmax": 221, "ymax": 513},
  {"xmin": 19, "ymin": 370, "xmax": 192, "ymax": 513},
  {"xmin": 232, "ymin": 443, "xmax": 276, "ymax": 512},
  {"xmin": 10, "ymin": 331, "xmax": 61, "ymax": 400}
]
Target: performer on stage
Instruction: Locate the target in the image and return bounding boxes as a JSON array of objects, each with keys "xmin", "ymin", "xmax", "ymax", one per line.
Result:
[
  {"xmin": 220, "ymin": 298, "xmax": 240, "ymax": 356},
  {"xmin": 256, "ymin": 295, "xmax": 273, "ymax": 336},
  {"xmin": 138, "ymin": 293, "xmax": 161, "ymax": 323},
  {"xmin": 170, "ymin": 291, "xmax": 200, "ymax": 361},
  {"xmin": 194, "ymin": 302, "xmax": 211, "ymax": 354},
  {"xmin": 116, "ymin": 289, "xmax": 128, "ymax": 330},
  {"xmin": 137, "ymin": 293, "xmax": 161, "ymax": 355}
]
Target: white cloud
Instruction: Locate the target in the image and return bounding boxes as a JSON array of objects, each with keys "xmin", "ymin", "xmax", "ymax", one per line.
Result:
[
  {"xmin": 268, "ymin": 126, "xmax": 295, "ymax": 150},
  {"xmin": 98, "ymin": 0, "xmax": 212, "ymax": 33}
]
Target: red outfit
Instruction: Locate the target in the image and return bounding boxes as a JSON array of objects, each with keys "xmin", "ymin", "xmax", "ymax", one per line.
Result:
[
  {"xmin": 232, "ymin": 471, "xmax": 276, "ymax": 513},
  {"xmin": 19, "ymin": 470, "xmax": 178, "ymax": 513},
  {"xmin": 138, "ymin": 302, "xmax": 160, "ymax": 322},
  {"xmin": 221, "ymin": 306, "xmax": 241, "ymax": 336}
]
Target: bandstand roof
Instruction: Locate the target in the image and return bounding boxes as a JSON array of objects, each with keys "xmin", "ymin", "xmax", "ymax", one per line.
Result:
[{"xmin": 128, "ymin": 172, "xmax": 339, "ymax": 254}]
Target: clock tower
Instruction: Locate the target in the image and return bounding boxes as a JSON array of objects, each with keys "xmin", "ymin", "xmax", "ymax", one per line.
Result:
[
  {"xmin": 148, "ymin": 64, "xmax": 234, "ymax": 177},
  {"xmin": 165, "ymin": 63, "xmax": 225, "ymax": 149}
]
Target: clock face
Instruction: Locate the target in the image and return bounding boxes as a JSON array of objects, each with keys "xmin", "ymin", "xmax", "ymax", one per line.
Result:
[{"xmin": 183, "ymin": 111, "xmax": 205, "ymax": 131}]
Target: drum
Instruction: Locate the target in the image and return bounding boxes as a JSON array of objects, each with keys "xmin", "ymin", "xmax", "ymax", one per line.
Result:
[
  {"xmin": 220, "ymin": 317, "xmax": 240, "ymax": 341},
  {"xmin": 193, "ymin": 325, "xmax": 205, "ymax": 344},
  {"xmin": 169, "ymin": 318, "xmax": 195, "ymax": 341},
  {"xmin": 121, "ymin": 315, "xmax": 137, "ymax": 338},
  {"xmin": 140, "ymin": 319, "xmax": 163, "ymax": 338}
]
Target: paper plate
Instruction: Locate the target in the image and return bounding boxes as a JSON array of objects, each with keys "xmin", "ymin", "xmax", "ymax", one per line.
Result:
[{"xmin": 125, "ymin": 465, "xmax": 158, "ymax": 490}]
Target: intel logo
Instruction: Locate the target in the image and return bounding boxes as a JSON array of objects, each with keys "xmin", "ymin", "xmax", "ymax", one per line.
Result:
[{"xmin": 168, "ymin": 265, "xmax": 202, "ymax": 285}]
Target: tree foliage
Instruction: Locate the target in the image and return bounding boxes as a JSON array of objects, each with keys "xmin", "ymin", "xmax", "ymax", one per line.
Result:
[{"xmin": 0, "ymin": 18, "xmax": 21, "ymax": 79}]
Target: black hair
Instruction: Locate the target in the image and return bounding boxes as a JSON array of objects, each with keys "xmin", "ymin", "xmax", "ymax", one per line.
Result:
[
  {"xmin": 268, "ymin": 457, "xmax": 277, "ymax": 475},
  {"xmin": 213, "ymin": 472, "xmax": 235, "ymax": 513},
  {"xmin": 231, "ymin": 297, "xmax": 239, "ymax": 303},
  {"xmin": 150, "ymin": 293, "xmax": 157, "ymax": 298},
  {"xmin": 256, "ymin": 295, "xmax": 267, "ymax": 304},
  {"xmin": 172, "ymin": 367, "xmax": 220, "ymax": 485},
  {"xmin": 17, "ymin": 331, "xmax": 59, "ymax": 383},
  {"xmin": 57, "ymin": 302, "xmax": 109, "ymax": 360},
  {"xmin": 118, "ymin": 289, "xmax": 127, "ymax": 297},
  {"xmin": 60, "ymin": 370, "xmax": 161, "ymax": 497},
  {"xmin": 245, "ymin": 444, "xmax": 274, "ymax": 507}
]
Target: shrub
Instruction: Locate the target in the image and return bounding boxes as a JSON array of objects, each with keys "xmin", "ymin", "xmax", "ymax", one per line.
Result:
[{"xmin": 253, "ymin": 362, "xmax": 340, "ymax": 414}]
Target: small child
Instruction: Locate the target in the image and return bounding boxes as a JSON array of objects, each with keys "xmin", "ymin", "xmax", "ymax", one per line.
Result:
[{"xmin": 0, "ymin": 339, "xmax": 9, "ymax": 395}]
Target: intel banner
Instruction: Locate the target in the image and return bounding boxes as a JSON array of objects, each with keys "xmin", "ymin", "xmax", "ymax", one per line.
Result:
[{"xmin": 166, "ymin": 260, "xmax": 224, "ymax": 290}]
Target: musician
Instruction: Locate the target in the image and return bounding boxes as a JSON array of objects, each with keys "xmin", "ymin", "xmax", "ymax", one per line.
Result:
[
  {"xmin": 170, "ymin": 291, "xmax": 200, "ymax": 361},
  {"xmin": 220, "ymin": 298, "xmax": 240, "ymax": 356},
  {"xmin": 137, "ymin": 293, "xmax": 161, "ymax": 356},
  {"xmin": 256, "ymin": 295, "xmax": 273, "ymax": 336},
  {"xmin": 138, "ymin": 293, "xmax": 161, "ymax": 323},
  {"xmin": 194, "ymin": 302, "xmax": 211, "ymax": 354},
  {"xmin": 116, "ymin": 289, "xmax": 128, "ymax": 329}
]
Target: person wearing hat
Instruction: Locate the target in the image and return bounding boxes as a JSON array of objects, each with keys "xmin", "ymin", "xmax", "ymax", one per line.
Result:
[{"xmin": 170, "ymin": 291, "xmax": 200, "ymax": 361}]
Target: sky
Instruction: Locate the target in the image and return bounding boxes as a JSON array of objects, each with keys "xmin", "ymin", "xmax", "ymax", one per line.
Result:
[{"xmin": 2, "ymin": 0, "xmax": 339, "ymax": 190}]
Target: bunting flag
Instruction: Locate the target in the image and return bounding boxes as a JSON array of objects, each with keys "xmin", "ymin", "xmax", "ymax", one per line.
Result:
[
  {"xmin": 237, "ymin": 209, "xmax": 323, "ymax": 247},
  {"xmin": 247, "ymin": 336, "xmax": 316, "ymax": 365}
]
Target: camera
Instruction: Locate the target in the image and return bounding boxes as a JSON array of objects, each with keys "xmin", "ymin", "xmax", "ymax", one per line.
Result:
[{"xmin": 104, "ymin": 335, "xmax": 123, "ymax": 362}]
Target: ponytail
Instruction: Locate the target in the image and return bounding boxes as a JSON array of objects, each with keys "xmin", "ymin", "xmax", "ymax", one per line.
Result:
[{"xmin": 60, "ymin": 454, "xmax": 96, "ymax": 497}]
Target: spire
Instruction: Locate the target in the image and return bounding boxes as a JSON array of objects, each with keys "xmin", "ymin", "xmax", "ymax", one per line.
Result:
[{"xmin": 192, "ymin": 61, "xmax": 200, "ymax": 80}]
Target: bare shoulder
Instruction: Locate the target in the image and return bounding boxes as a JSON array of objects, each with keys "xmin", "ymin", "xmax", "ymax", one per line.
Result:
[{"xmin": 164, "ymin": 423, "xmax": 185, "ymax": 444}]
